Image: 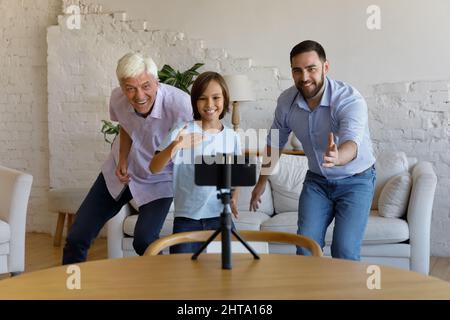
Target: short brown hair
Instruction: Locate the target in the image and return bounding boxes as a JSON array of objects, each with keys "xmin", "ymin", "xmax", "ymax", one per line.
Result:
[
  {"xmin": 190, "ymin": 71, "xmax": 230, "ymax": 120},
  {"xmin": 290, "ymin": 40, "xmax": 327, "ymax": 63}
]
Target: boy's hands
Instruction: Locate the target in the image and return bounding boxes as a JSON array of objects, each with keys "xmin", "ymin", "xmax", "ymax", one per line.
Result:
[{"xmin": 174, "ymin": 125, "xmax": 204, "ymax": 150}]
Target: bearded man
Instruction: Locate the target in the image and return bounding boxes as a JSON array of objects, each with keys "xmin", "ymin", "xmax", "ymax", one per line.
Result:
[{"xmin": 250, "ymin": 40, "xmax": 376, "ymax": 261}]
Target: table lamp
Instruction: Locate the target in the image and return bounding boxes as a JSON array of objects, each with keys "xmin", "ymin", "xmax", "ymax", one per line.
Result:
[{"xmin": 223, "ymin": 75, "xmax": 255, "ymax": 131}]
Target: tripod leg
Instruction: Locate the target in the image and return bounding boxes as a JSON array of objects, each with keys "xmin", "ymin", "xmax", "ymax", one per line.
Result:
[
  {"xmin": 191, "ymin": 228, "xmax": 221, "ymax": 260},
  {"xmin": 232, "ymin": 229, "xmax": 260, "ymax": 259}
]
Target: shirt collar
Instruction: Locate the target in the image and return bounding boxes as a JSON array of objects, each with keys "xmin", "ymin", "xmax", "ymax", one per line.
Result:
[
  {"xmin": 320, "ymin": 77, "xmax": 331, "ymax": 107},
  {"xmin": 294, "ymin": 76, "xmax": 331, "ymax": 111},
  {"xmin": 149, "ymin": 84, "xmax": 163, "ymax": 119}
]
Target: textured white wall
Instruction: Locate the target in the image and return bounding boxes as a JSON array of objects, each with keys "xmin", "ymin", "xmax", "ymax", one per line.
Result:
[
  {"xmin": 88, "ymin": 0, "xmax": 450, "ymax": 95},
  {"xmin": 0, "ymin": 0, "xmax": 60, "ymax": 233}
]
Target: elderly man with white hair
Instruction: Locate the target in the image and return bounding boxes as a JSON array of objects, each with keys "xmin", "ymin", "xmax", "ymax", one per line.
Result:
[{"xmin": 63, "ymin": 52, "xmax": 193, "ymax": 264}]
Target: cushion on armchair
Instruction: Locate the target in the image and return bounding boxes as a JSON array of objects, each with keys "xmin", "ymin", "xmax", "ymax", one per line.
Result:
[
  {"xmin": 268, "ymin": 155, "xmax": 308, "ymax": 213},
  {"xmin": 371, "ymin": 151, "xmax": 409, "ymax": 210},
  {"xmin": 378, "ymin": 173, "xmax": 412, "ymax": 218}
]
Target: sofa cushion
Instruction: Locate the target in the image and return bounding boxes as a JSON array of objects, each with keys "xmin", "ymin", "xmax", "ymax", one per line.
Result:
[
  {"xmin": 232, "ymin": 211, "xmax": 271, "ymax": 230},
  {"xmin": 260, "ymin": 212, "xmax": 298, "ymax": 234},
  {"xmin": 268, "ymin": 155, "xmax": 308, "ymax": 213},
  {"xmin": 378, "ymin": 173, "xmax": 412, "ymax": 218},
  {"xmin": 260, "ymin": 210, "xmax": 409, "ymax": 245},
  {"xmin": 130, "ymin": 199, "xmax": 140, "ymax": 211},
  {"xmin": 236, "ymin": 184, "xmax": 274, "ymax": 216},
  {"xmin": 123, "ymin": 214, "xmax": 137, "ymax": 236},
  {"xmin": 372, "ymin": 151, "xmax": 409, "ymax": 210},
  {"xmin": 0, "ymin": 220, "xmax": 10, "ymax": 244}
]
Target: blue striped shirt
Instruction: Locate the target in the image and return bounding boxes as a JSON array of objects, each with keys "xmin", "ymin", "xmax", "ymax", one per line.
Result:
[{"xmin": 267, "ymin": 76, "xmax": 375, "ymax": 179}]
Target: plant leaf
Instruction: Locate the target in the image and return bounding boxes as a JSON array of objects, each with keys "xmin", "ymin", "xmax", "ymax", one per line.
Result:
[{"xmin": 100, "ymin": 120, "xmax": 120, "ymax": 145}]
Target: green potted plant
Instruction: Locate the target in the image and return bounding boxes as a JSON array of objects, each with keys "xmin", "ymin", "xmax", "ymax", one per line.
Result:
[
  {"xmin": 158, "ymin": 63, "xmax": 204, "ymax": 94},
  {"xmin": 100, "ymin": 63, "xmax": 204, "ymax": 144}
]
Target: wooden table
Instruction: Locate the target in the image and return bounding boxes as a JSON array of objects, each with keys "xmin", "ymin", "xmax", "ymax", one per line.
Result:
[{"xmin": 0, "ymin": 254, "xmax": 449, "ymax": 299}]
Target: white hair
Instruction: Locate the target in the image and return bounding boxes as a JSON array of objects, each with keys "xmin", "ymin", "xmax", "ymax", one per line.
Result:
[{"xmin": 116, "ymin": 52, "xmax": 158, "ymax": 83}]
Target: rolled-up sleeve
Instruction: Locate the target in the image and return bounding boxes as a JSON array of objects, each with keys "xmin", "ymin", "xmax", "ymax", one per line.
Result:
[
  {"xmin": 336, "ymin": 96, "xmax": 368, "ymax": 149},
  {"xmin": 266, "ymin": 96, "xmax": 292, "ymax": 149}
]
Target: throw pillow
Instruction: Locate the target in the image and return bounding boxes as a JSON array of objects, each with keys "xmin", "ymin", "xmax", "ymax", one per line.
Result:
[
  {"xmin": 378, "ymin": 173, "xmax": 412, "ymax": 218},
  {"xmin": 268, "ymin": 154, "xmax": 308, "ymax": 213},
  {"xmin": 371, "ymin": 151, "xmax": 409, "ymax": 210}
]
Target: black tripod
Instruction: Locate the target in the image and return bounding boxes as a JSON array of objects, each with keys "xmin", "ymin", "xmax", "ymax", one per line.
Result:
[{"xmin": 192, "ymin": 156, "xmax": 260, "ymax": 269}]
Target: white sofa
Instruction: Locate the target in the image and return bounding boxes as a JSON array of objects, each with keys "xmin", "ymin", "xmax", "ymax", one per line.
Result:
[
  {"xmin": 107, "ymin": 152, "xmax": 437, "ymax": 274},
  {"xmin": 0, "ymin": 165, "xmax": 33, "ymax": 276}
]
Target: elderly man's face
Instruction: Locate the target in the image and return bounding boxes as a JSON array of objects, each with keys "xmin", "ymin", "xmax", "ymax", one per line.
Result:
[{"xmin": 121, "ymin": 72, "xmax": 158, "ymax": 116}]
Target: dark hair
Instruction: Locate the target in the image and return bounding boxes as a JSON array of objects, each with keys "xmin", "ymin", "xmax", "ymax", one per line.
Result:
[
  {"xmin": 191, "ymin": 71, "xmax": 230, "ymax": 120},
  {"xmin": 290, "ymin": 40, "xmax": 327, "ymax": 63}
]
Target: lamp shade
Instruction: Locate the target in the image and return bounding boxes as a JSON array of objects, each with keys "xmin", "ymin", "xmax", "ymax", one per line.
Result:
[{"xmin": 223, "ymin": 74, "xmax": 255, "ymax": 102}]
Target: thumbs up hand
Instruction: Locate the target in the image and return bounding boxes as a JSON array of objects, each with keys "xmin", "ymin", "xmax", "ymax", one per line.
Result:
[{"xmin": 322, "ymin": 132, "xmax": 339, "ymax": 168}]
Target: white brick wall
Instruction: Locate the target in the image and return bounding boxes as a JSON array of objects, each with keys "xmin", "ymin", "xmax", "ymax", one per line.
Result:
[
  {"xmin": 0, "ymin": 0, "xmax": 60, "ymax": 233},
  {"xmin": 369, "ymin": 80, "xmax": 450, "ymax": 256}
]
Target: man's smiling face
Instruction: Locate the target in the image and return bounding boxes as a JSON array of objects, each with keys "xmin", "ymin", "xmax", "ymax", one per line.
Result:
[{"xmin": 122, "ymin": 71, "xmax": 158, "ymax": 116}]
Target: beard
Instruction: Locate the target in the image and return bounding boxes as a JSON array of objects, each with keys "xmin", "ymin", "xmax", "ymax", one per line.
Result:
[{"xmin": 296, "ymin": 72, "xmax": 325, "ymax": 100}]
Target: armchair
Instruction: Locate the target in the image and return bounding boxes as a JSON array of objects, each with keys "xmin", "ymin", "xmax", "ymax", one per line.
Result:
[{"xmin": 0, "ymin": 165, "xmax": 33, "ymax": 276}]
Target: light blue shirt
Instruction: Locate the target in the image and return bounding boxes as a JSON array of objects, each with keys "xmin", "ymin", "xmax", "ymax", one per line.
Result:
[
  {"xmin": 101, "ymin": 84, "xmax": 193, "ymax": 207},
  {"xmin": 267, "ymin": 76, "xmax": 375, "ymax": 179},
  {"xmin": 157, "ymin": 121, "xmax": 242, "ymax": 219}
]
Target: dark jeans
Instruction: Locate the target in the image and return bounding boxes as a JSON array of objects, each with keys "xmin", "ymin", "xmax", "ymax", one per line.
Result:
[
  {"xmin": 62, "ymin": 173, "xmax": 173, "ymax": 264},
  {"xmin": 170, "ymin": 216, "xmax": 223, "ymax": 254}
]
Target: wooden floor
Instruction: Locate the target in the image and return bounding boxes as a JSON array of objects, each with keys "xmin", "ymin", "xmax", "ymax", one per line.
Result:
[
  {"xmin": 0, "ymin": 232, "xmax": 107, "ymax": 280},
  {"xmin": 1, "ymin": 232, "xmax": 449, "ymax": 283},
  {"xmin": 430, "ymin": 256, "xmax": 450, "ymax": 283}
]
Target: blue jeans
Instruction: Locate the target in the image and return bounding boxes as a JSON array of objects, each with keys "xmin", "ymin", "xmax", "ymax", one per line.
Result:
[
  {"xmin": 296, "ymin": 166, "xmax": 376, "ymax": 260},
  {"xmin": 170, "ymin": 216, "xmax": 224, "ymax": 254},
  {"xmin": 62, "ymin": 173, "xmax": 173, "ymax": 264}
]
